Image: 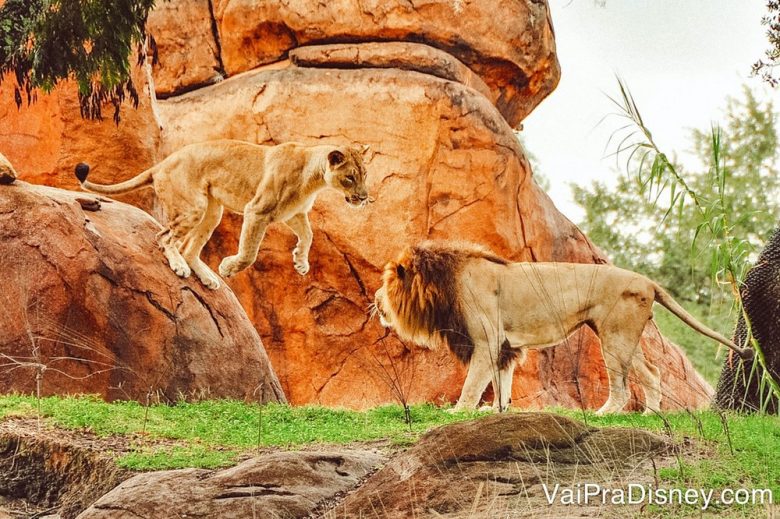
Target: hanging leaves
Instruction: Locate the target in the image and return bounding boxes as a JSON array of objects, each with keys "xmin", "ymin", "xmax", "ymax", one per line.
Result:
[{"xmin": 0, "ymin": 0, "xmax": 156, "ymax": 123}]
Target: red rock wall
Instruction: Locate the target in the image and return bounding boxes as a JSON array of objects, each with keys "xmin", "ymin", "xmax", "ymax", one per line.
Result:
[
  {"xmin": 0, "ymin": 0, "xmax": 713, "ymax": 410},
  {"xmin": 0, "ymin": 72, "xmax": 160, "ymax": 211}
]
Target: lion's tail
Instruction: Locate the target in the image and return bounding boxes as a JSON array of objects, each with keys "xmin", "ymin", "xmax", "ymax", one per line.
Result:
[
  {"xmin": 74, "ymin": 163, "xmax": 155, "ymax": 195},
  {"xmin": 653, "ymin": 284, "xmax": 753, "ymax": 360}
]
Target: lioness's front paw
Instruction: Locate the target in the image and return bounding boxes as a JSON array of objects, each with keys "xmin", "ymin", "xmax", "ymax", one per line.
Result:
[
  {"xmin": 219, "ymin": 256, "xmax": 248, "ymax": 278},
  {"xmin": 292, "ymin": 247, "xmax": 310, "ymax": 275},
  {"xmin": 293, "ymin": 258, "xmax": 310, "ymax": 275}
]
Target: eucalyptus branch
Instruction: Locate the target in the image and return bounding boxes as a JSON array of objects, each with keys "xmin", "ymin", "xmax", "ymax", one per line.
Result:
[{"xmin": 606, "ymin": 77, "xmax": 780, "ymax": 410}]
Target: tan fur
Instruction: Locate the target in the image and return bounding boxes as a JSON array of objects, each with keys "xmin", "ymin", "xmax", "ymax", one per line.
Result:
[
  {"xmin": 374, "ymin": 241, "xmax": 750, "ymax": 415},
  {"xmin": 0, "ymin": 152, "xmax": 17, "ymax": 185},
  {"xmin": 76, "ymin": 139, "xmax": 370, "ymax": 288}
]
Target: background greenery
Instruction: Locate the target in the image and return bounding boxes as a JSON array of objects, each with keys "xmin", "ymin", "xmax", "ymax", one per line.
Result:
[{"xmin": 572, "ymin": 87, "xmax": 779, "ymax": 386}]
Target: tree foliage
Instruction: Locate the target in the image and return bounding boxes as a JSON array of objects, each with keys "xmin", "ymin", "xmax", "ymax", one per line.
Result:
[
  {"xmin": 754, "ymin": 1, "xmax": 780, "ymax": 86},
  {"xmin": 574, "ymin": 87, "xmax": 780, "ymax": 305},
  {"xmin": 578, "ymin": 81, "xmax": 780, "ymax": 411},
  {"xmin": 0, "ymin": 0, "xmax": 156, "ymax": 123}
]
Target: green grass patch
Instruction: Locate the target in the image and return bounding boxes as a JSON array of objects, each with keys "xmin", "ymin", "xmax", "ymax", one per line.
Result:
[
  {"xmin": 0, "ymin": 395, "xmax": 481, "ymax": 470},
  {"xmin": 553, "ymin": 407, "xmax": 780, "ymax": 516},
  {"xmin": 1, "ymin": 394, "xmax": 777, "ymax": 517}
]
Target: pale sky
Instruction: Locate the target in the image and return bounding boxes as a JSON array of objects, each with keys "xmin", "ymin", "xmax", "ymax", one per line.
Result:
[{"xmin": 523, "ymin": 0, "xmax": 778, "ymax": 221}]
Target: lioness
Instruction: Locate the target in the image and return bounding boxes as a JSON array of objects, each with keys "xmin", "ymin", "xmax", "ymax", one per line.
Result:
[
  {"xmin": 75, "ymin": 140, "xmax": 370, "ymax": 289},
  {"xmin": 373, "ymin": 241, "xmax": 752, "ymax": 415}
]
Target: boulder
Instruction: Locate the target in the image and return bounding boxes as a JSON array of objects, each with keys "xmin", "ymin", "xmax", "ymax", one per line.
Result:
[
  {"xmin": 330, "ymin": 413, "xmax": 669, "ymax": 518},
  {"xmin": 289, "ymin": 42, "xmax": 495, "ymax": 102},
  {"xmin": 0, "ymin": 182, "xmax": 285, "ymax": 403},
  {"xmin": 77, "ymin": 450, "xmax": 385, "ymax": 518},
  {"xmin": 146, "ymin": 0, "xmax": 560, "ymax": 127},
  {"xmin": 146, "ymin": 0, "xmax": 223, "ymax": 97}
]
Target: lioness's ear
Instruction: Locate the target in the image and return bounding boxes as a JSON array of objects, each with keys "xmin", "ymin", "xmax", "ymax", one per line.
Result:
[
  {"xmin": 328, "ymin": 150, "xmax": 346, "ymax": 167},
  {"xmin": 396, "ymin": 264, "xmax": 405, "ymax": 279}
]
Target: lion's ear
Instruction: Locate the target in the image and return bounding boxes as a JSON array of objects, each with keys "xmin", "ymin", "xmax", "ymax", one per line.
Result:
[
  {"xmin": 396, "ymin": 264, "xmax": 405, "ymax": 279},
  {"xmin": 361, "ymin": 144, "xmax": 371, "ymax": 156},
  {"xmin": 328, "ymin": 150, "xmax": 346, "ymax": 167}
]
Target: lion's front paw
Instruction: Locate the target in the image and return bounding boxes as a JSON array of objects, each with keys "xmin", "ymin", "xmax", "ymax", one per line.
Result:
[
  {"xmin": 219, "ymin": 256, "xmax": 249, "ymax": 278},
  {"xmin": 478, "ymin": 405, "xmax": 496, "ymax": 413}
]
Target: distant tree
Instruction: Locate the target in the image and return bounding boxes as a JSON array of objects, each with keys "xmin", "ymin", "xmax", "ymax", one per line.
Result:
[
  {"xmin": 0, "ymin": 0, "xmax": 156, "ymax": 123},
  {"xmin": 573, "ymin": 87, "xmax": 780, "ymax": 305},
  {"xmin": 754, "ymin": 1, "xmax": 780, "ymax": 86}
]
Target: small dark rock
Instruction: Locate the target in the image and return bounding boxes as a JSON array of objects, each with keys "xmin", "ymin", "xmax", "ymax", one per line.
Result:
[{"xmin": 76, "ymin": 198, "xmax": 101, "ymax": 211}]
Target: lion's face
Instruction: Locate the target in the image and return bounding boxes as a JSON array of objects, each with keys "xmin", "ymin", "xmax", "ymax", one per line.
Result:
[
  {"xmin": 373, "ymin": 286, "xmax": 393, "ymax": 328},
  {"xmin": 372, "ymin": 251, "xmax": 439, "ymax": 347},
  {"xmin": 373, "ymin": 254, "xmax": 414, "ymax": 333},
  {"xmin": 324, "ymin": 146, "xmax": 370, "ymax": 207}
]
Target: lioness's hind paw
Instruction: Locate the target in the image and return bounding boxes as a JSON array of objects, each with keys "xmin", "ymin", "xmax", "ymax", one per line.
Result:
[
  {"xmin": 169, "ymin": 259, "xmax": 191, "ymax": 278},
  {"xmin": 198, "ymin": 272, "xmax": 221, "ymax": 290},
  {"xmin": 219, "ymin": 256, "xmax": 249, "ymax": 278}
]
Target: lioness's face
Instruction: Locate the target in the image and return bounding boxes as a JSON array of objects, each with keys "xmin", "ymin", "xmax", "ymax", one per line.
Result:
[{"xmin": 325, "ymin": 147, "xmax": 370, "ymax": 207}]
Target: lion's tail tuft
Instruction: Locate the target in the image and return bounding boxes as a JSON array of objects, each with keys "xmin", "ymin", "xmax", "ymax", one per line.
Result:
[
  {"xmin": 75, "ymin": 163, "xmax": 90, "ymax": 183},
  {"xmin": 74, "ymin": 163, "xmax": 154, "ymax": 195}
]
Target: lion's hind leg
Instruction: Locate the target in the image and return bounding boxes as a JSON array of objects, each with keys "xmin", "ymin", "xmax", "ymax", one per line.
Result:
[
  {"xmin": 180, "ymin": 198, "xmax": 223, "ymax": 289},
  {"xmin": 595, "ymin": 324, "xmax": 647, "ymax": 415},
  {"xmin": 156, "ymin": 186, "xmax": 209, "ymax": 280},
  {"xmin": 157, "ymin": 222, "xmax": 192, "ymax": 278},
  {"xmin": 631, "ymin": 348, "xmax": 661, "ymax": 415},
  {"xmin": 490, "ymin": 344, "xmax": 524, "ymax": 413}
]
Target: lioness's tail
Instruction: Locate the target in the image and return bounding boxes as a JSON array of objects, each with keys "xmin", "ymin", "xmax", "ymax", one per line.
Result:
[
  {"xmin": 74, "ymin": 163, "xmax": 154, "ymax": 195},
  {"xmin": 653, "ymin": 284, "xmax": 754, "ymax": 360}
]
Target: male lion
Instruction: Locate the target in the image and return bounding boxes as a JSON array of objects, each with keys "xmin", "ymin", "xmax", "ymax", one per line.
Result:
[
  {"xmin": 373, "ymin": 241, "xmax": 752, "ymax": 415},
  {"xmin": 75, "ymin": 139, "xmax": 370, "ymax": 289}
]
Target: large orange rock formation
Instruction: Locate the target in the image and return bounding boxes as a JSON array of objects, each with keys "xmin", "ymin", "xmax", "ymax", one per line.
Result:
[{"xmin": 0, "ymin": 0, "xmax": 713, "ymax": 410}]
